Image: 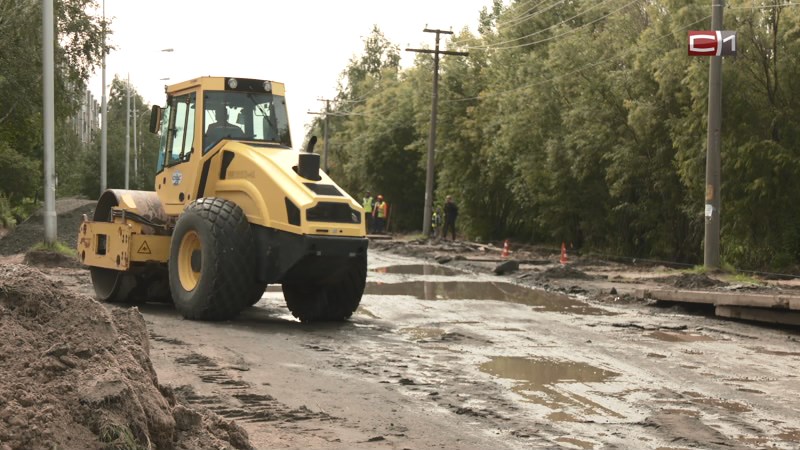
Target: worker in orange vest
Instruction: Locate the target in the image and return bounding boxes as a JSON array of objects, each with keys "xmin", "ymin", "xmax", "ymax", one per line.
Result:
[{"xmin": 372, "ymin": 194, "xmax": 389, "ymax": 234}]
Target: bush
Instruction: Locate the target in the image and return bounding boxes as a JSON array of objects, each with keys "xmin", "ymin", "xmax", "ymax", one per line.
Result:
[{"xmin": 0, "ymin": 194, "xmax": 15, "ymax": 228}]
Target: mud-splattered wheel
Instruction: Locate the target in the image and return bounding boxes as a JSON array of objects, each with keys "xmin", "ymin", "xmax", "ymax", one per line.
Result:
[
  {"xmin": 282, "ymin": 253, "xmax": 367, "ymax": 322},
  {"xmin": 168, "ymin": 197, "xmax": 259, "ymax": 320},
  {"xmin": 89, "ymin": 190, "xmax": 169, "ymax": 305}
]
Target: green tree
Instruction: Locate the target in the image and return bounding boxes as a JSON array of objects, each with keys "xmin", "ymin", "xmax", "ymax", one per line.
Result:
[{"xmin": 0, "ymin": 0, "xmax": 109, "ymax": 212}]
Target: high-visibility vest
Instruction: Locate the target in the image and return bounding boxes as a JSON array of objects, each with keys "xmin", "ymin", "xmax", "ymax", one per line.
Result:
[
  {"xmin": 375, "ymin": 201, "xmax": 387, "ymax": 218},
  {"xmin": 363, "ymin": 196, "xmax": 374, "ymax": 213}
]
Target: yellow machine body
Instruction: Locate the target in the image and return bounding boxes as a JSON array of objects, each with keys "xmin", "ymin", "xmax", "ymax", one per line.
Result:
[{"xmin": 78, "ymin": 77, "xmax": 369, "ymax": 318}]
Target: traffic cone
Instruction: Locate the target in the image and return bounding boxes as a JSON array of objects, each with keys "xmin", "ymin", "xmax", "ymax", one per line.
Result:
[
  {"xmin": 560, "ymin": 241, "xmax": 568, "ymax": 265},
  {"xmin": 501, "ymin": 239, "xmax": 510, "ymax": 258}
]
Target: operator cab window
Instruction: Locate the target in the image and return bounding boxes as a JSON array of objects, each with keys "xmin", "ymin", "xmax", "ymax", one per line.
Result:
[{"xmin": 203, "ymin": 90, "xmax": 292, "ymax": 153}]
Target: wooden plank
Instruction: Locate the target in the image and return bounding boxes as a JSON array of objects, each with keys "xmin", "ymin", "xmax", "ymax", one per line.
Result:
[
  {"xmin": 716, "ymin": 306, "xmax": 800, "ymax": 326},
  {"xmin": 640, "ymin": 289, "xmax": 800, "ymax": 310}
]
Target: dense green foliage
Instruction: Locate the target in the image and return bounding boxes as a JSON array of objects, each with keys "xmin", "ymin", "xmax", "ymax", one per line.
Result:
[
  {"xmin": 0, "ymin": 0, "xmax": 159, "ymax": 226},
  {"xmin": 313, "ymin": 0, "xmax": 800, "ymax": 271}
]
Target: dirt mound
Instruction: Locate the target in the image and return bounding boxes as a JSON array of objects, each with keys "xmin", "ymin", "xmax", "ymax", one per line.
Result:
[
  {"xmin": 537, "ymin": 265, "xmax": 594, "ymax": 280},
  {"xmin": 0, "ymin": 198, "xmax": 97, "ymax": 256},
  {"xmin": 656, "ymin": 273, "xmax": 728, "ymax": 289},
  {"xmin": 0, "ymin": 264, "xmax": 253, "ymax": 450}
]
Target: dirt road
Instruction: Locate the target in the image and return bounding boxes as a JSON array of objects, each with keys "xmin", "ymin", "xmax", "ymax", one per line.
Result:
[{"xmin": 48, "ymin": 248, "xmax": 800, "ymax": 449}]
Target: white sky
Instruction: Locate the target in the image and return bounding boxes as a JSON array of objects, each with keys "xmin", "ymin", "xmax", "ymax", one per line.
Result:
[{"xmin": 88, "ymin": 0, "xmax": 499, "ymax": 148}]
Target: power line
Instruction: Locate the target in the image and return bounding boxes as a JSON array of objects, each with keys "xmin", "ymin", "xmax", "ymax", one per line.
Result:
[
  {"xmin": 470, "ymin": 0, "xmax": 642, "ymax": 51},
  {"xmin": 496, "ymin": 0, "xmax": 566, "ymax": 28},
  {"xmin": 450, "ymin": 0, "xmax": 567, "ymax": 47},
  {"xmin": 728, "ymin": 2, "xmax": 800, "ymax": 10},
  {"xmin": 466, "ymin": 0, "xmax": 618, "ymax": 50},
  {"xmin": 442, "ymin": 14, "xmax": 714, "ymax": 105}
]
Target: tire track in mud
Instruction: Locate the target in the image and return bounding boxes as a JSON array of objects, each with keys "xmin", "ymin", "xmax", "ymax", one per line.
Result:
[
  {"xmin": 304, "ymin": 333, "xmax": 553, "ymax": 447},
  {"xmin": 150, "ymin": 331, "xmax": 339, "ymax": 426}
]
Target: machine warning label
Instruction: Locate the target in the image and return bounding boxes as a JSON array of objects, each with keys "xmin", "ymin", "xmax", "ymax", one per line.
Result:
[{"xmin": 137, "ymin": 241, "xmax": 152, "ymax": 254}]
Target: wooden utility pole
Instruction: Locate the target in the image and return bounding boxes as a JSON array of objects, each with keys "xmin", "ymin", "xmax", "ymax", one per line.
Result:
[
  {"xmin": 704, "ymin": 0, "xmax": 724, "ymax": 269},
  {"xmin": 407, "ymin": 29, "xmax": 468, "ymax": 237},
  {"xmin": 125, "ymin": 74, "xmax": 130, "ymax": 189}
]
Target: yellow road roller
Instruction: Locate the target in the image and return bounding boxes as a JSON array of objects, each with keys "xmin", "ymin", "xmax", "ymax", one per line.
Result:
[{"xmin": 77, "ymin": 77, "xmax": 368, "ymax": 322}]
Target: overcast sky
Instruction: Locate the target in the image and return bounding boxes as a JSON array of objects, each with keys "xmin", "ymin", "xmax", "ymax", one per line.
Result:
[{"xmin": 88, "ymin": 0, "xmax": 499, "ymax": 148}]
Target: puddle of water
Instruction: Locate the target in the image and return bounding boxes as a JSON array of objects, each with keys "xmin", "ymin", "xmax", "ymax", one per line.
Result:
[
  {"xmin": 736, "ymin": 388, "xmax": 764, "ymax": 394},
  {"xmin": 372, "ymin": 264, "xmax": 464, "ymax": 276},
  {"xmin": 547, "ymin": 411, "xmax": 579, "ymax": 422},
  {"xmin": 480, "ymin": 356, "xmax": 622, "ymax": 418},
  {"xmin": 647, "ymin": 331, "xmax": 714, "ymax": 342},
  {"xmin": 400, "ymin": 327, "xmax": 446, "ymax": 341},
  {"xmin": 777, "ymin": 429, "xmax": 800, "ymax": 441},
  {"xmin": 660, "ymin": 408, "xmax": 701, "ymax": 418},
  {"xmin": 750, "ymin": 347, "xmax": 800, "ymax": 357},
  {"xmin": 680, "ymin": 392, "xmax": 751, "ymax": 413},
  {"xmin": 365, "ymin": 281, "xmax": 611, "ymax": 315},
  {"xmin": 555, "ymin": 437, "xmax": 595, "ymax": 449}
]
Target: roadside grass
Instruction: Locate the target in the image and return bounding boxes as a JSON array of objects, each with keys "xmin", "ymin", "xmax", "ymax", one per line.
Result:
[
  {"xmin": 685, "ymin": 263, "xmax": 761, "ymax": 284},
  {"xmin": 99, "ymin": 422, "xmax": 144, "ymax": 450},
  {"xmin": 30, "ymin": 241, "xmax": 77, "ymax": 257}
]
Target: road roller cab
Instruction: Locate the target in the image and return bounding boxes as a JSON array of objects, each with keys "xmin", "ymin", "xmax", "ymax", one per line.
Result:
[{"xmin": 78, "ymin": 76, "xmax": 368, "ymax": 322}]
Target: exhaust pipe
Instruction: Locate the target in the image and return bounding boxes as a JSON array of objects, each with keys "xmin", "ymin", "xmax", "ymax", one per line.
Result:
[{"xmin": 299, "ymin": 136, "xmax": 321, "ymax": 181}]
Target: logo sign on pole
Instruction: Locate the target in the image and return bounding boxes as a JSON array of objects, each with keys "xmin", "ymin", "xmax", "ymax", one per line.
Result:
[{"xmin": 688, "ymin": 31, "xmax": 737, "ymax": 56}]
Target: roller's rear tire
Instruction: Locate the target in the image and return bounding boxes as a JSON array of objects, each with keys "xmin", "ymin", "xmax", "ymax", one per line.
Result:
[
  {"xmin": 282, "ymin": 253, "xmax": 367, "ymax": 322},
  {"xmin": 168, "ymin": 197, "xmax": 257, "ymax": 320},
  {"xmin": 246, "ymin": 282, "xmax": 268, "ymax": 307}
]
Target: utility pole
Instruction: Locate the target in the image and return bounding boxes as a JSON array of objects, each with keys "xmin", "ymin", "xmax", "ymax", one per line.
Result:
[
  {"xmin": 42, "ymin": 0, "xmax": 56, "ymax": 244},
  {"xmin": 125, "ymin": 74, "xmax": 130, "ymax": 189},
  {"xmin": 308, "ymin": 98, "xmax": 334, "ymax": 172},
  {"xmin": 100, "ymin": 0, "xmax": 107, "ymax": 193},
  {"xmin": 407, "ymin": 29, "xmax": 468, "ymax": 237},
  {"xmin": 704, "ymin": 0, "xmax": 724, "ymax": 269}
]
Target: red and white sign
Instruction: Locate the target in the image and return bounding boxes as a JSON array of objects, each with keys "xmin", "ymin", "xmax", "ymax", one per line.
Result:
[{"xmin": 688, "ymin": 31, "xmax": 737, "ymax": 56}]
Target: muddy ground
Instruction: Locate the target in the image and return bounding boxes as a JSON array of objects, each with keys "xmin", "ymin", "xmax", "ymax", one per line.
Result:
[{"xmin": 2, "ymin": 200, "xmax": 800, "ymax": 449}]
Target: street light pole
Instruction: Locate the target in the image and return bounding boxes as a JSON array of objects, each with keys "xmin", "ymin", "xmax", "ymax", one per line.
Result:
[
  {"xmin": 100, "ymin": 0, "xmax": 107, "ymax": 193},
  {"xmin": 42, "ymin": 0, "xmax": 56, "ymax": 244}
]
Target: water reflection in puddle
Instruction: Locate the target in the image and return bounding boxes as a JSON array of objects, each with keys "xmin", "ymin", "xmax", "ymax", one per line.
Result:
[
  {"xmin": 364, "ymin": 281, "xmax": 611, "ymax": 315},
  {"xmin": 647, "ymin": 331, "xmax": 714, "ymax": 342},
  {"xmin": 372, "ymin": 264, "xmax": 463, "ymax": 276},
  {"xmin": 480, "ymin": 356, "xmax": 622, "ymax": 419}
]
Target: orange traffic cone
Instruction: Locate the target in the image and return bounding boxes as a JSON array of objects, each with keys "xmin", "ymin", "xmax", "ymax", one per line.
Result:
[
  {"xmin": 501, "ymin": 240, "xmax": 510, "ymax": 258},
  {"xmin": 560, "ymin": 241, "xmax": 568, "ymax": 265}
]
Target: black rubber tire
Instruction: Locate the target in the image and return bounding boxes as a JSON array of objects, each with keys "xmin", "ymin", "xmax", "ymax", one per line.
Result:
[
  {"xmin": 246, "ymin": 281, "xmax": 268, "ymax": 307},
  {"xmin": 282, "ymin": 253, "xmax": 367, "ymax": 322},
  {"xmin": 168, "ymin": 197, "xmax": 257, "ymax": 320}
]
